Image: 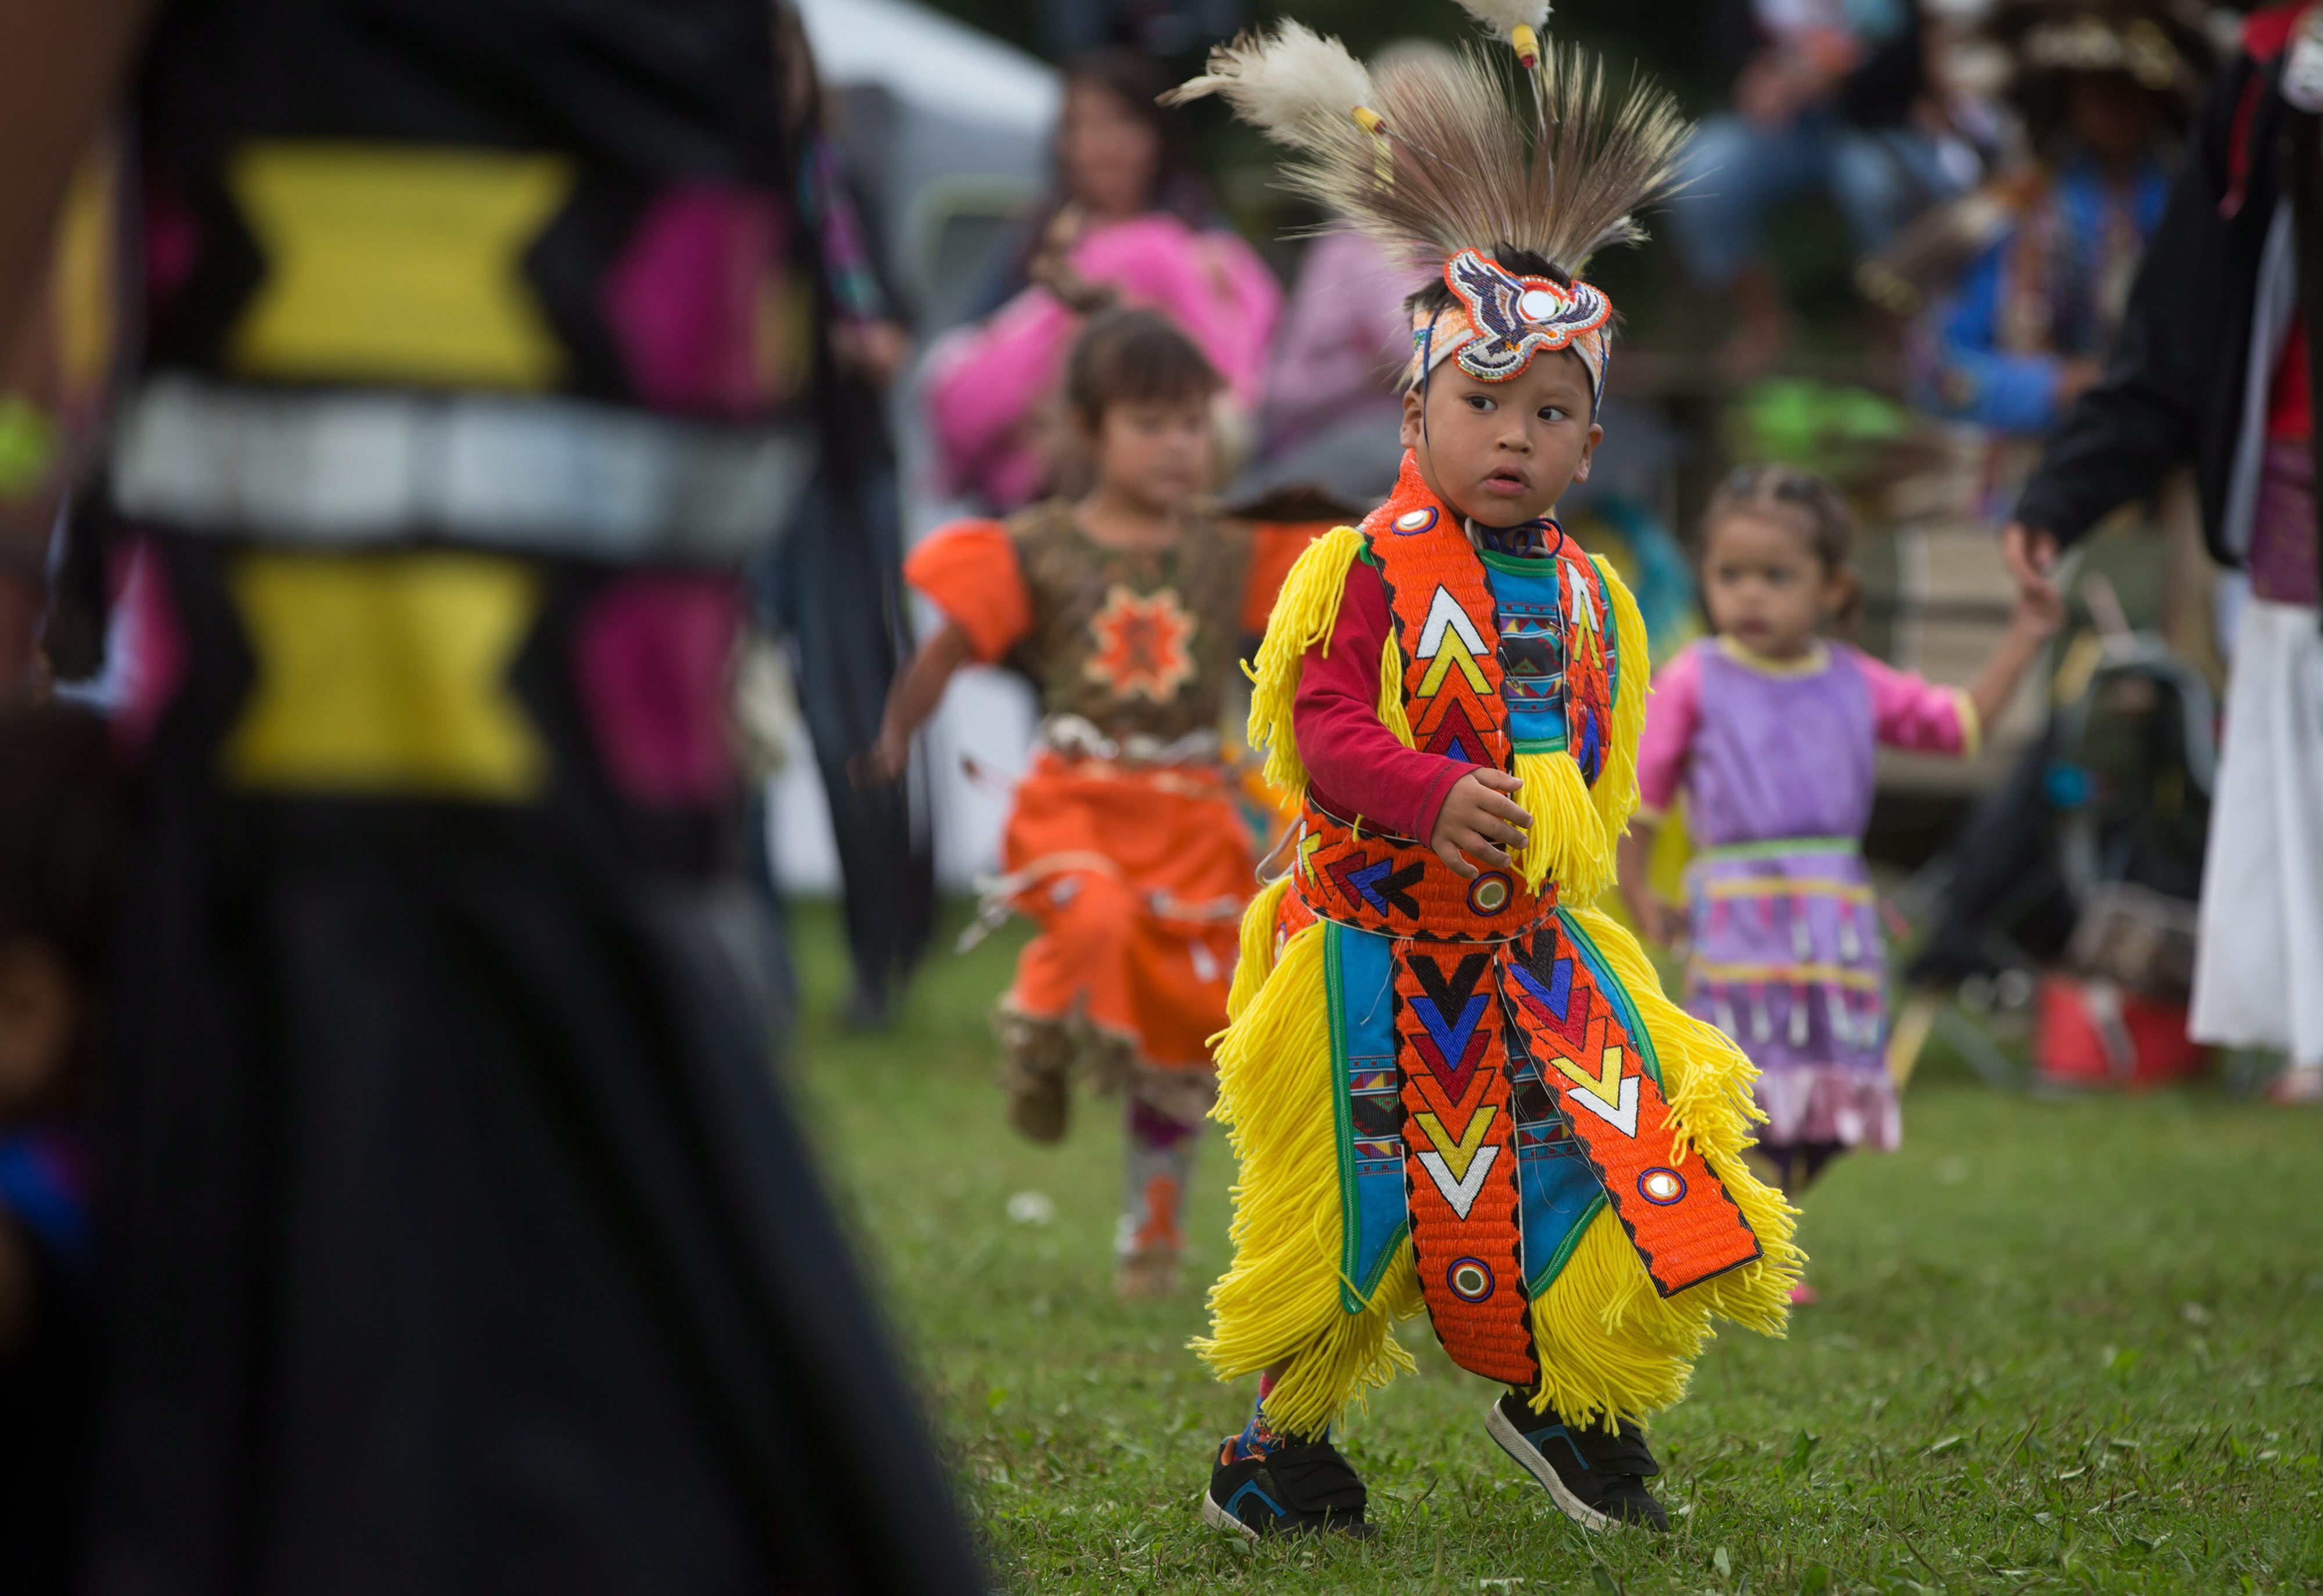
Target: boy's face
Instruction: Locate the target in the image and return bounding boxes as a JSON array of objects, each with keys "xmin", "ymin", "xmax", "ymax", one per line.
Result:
[
  {"xmin": 1089, "ymin": 394, "xmax": 1215, "ymax": 512},
  {"xmin": 1400, "ymin": 347, "xmax": 1602, "ymax": 527}
]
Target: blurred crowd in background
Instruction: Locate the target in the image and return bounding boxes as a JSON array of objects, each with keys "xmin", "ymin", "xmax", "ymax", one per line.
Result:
[{"xmin": 769, "ymin": 0, "xmax": 2252, "ymax": 1100}]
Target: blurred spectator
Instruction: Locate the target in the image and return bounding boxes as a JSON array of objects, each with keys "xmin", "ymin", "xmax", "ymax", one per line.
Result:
[
  {"xmin": 1880, "ymin": 5, "xmax": 2219, "ymax": 1022},
  {"xmin": 1899, "ymin": 0, "xmax": 2213, "ymax": 437},
  {"xmin": 926, "ymin": 49, "xmax": 1279, "ymax": 511},
  {"xmin": 1256, "ymin": 228, "xmax": 1411, "ymax": 471},
  {"xmin": 2003, "ymin": 2, "xmax": 2323, "ymax": 1106},
  {"xmin": 1242, "ymin": 41, "xmax": 1443, "ymax": 515},
  {"xmin": 749, "ymin": 3, "xmax": 934, "ymax": 1029},
  {"xmin": 1670, "ymin": 0, "xmax": 1983, "ymax": 376}
]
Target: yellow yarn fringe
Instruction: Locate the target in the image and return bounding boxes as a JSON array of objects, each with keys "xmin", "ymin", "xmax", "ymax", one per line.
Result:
[
  {"xmin": 1198, "ymin": 901, "xmax": 1803, "ymax": 1435},
  {"xmin": 1245, "ymin": 527, "xmax": 1365, "ymax": 797},
  {"xmin": 1194, "ymin": 920, "xmax": 1424, "ymax": 1437},
  {"xmin": 1507, "ymin": 559, "xmax": 1652, "ymax": 902},
  {"xmin": 1514, "ymin": 748, "xmax": 1612, "ymax": 901},
  {"xmin": 1225, "ymin": 873, "xmax": 1293, "ymax": 1025},
  {"xmin": 1592, "ymin": 556, "xmax": 1650, "ymax": 848},
  {"xmin": 1376, "ymin": 633, "xmax": 1414, "ymax": 748}
]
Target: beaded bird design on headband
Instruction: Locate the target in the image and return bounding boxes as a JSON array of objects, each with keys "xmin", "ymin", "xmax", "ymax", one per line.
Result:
[{"xmin": 1169, "ymin": 0, "xmax": 1688, "ymax": 402}]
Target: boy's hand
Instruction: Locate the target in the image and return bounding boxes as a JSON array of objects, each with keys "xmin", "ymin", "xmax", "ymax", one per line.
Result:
[{"xmin": 1429, "ymin": 769, "xmax": 1530, "ymax": 880}]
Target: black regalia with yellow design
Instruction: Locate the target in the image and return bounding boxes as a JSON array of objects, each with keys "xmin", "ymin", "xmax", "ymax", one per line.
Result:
[{"xmin": 75, "ymin": 3, "xmax": 979, "ymax": 1591}]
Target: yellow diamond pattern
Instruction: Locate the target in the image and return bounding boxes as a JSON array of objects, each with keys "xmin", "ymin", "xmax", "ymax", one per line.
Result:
[
  {"xmin": 221, "ymin": 551, "xmax": 547, "ymax": 799},
  {"xmin": 226, "ymin": 141, "xmax": 572, "ymax": 388}
]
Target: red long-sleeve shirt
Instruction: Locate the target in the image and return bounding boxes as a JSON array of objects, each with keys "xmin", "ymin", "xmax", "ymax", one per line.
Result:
[{"xmin": 1291, "ymin": 560, "xmax": 1480, "ymax": 844}]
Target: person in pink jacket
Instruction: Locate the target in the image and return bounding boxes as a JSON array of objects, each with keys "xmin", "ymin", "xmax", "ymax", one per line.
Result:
[{"xmin": 926, "ymin": 51, "xmax": 1280, "ymax": 511}]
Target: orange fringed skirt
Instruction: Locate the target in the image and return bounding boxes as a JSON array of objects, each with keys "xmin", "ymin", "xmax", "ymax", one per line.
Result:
[{"xmin": 1000, "ymin": 752, "xmax": 1257, "ymax": 1071}]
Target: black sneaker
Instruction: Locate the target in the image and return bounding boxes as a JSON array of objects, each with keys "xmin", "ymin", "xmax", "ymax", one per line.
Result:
[
  {"xmin": 1202, "ymin": 1435, "xmax": 1375, "ymax": 1540},
  {"xmin": 1485, "ymin": 1392, "xmax": 1670, "ymax": 1531}
]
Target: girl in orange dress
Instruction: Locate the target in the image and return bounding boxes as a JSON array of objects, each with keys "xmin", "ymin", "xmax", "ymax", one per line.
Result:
[{"xmin": 860, "ymin": 309, "xmax": 1311, "ymax": 1297}]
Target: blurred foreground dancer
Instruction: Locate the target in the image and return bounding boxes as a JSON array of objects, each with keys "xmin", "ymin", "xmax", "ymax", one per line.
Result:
[
  {"xmin": 0, "ymin": 3, "xmax": 982, "ymax": 1591},
  {"xmin": 1171, "ymin": 11, "xmax": 1798, "ymax": 1540},
  {"xmin": 2004, "ymin": 2, "xmax": 2323, "ymax": 1105},
  {"xmin": 862, "ymin": 309, "xmax": 1311, "ymax": 1300}
]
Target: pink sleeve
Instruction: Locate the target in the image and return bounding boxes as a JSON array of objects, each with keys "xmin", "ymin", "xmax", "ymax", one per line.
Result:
[
  {"xmin": 1634, "ymin": 643, "xmax": 1703, "ymax": 819},
  {"xmin": 1263, "ymin": 229, "xmax": 1419, "ymax": 442},
  {"xmin": 1065, "ymin": 217, "xmax": 1283, "ymax": 406},
  {"xmin": 1853, "ymin": 647, "xmax": 1977, "ymax": 756},
  {"xmin": 923, "ymin": 288, "xmax": 1074, "ymax": 502},
  {"xmin": 926, "ymin": 217, "xmax": 1283, "ymax": 506}
]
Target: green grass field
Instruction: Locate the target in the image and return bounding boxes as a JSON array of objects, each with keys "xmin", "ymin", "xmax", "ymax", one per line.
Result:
[{"xmin": 785, "ymin": 903, "xmax": 2322, "ymax": 1595}]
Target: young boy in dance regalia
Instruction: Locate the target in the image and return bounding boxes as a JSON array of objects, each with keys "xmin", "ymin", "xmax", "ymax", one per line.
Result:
[{"xmin": 1172, "ymin": 13, "xmax": 1803, "ymax": 1539}]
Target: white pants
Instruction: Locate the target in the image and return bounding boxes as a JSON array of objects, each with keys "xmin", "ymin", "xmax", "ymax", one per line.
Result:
[{"xmin": 2191, "ymin": 599, "xmax": 2323, "ymax": 1065}]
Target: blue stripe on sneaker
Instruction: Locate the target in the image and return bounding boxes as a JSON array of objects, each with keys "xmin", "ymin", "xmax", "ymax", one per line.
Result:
[
  {"xmin": 1225, "ymin": 1481, "xmax": 1288, "ymax": 1523},
  {"xmin": 1522, "ymin": 1421, "xmax": 1594, "ymax": 1475}
]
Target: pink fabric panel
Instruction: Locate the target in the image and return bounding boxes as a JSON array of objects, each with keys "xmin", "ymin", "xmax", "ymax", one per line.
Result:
[
  {"xmin": 1292, "ymin": 559, "xmax": 1478, "ymax": 844},
  {"xmin": 109, "ymin": 538, "xmax": 186, "ymax": 762},
  {"xmin": 1261, "ymin": 227, "xmax": 1417, "ymax": 448},
  {"xmin": 602, "ymin": 185, "xmax": 791, "ymax": 419},
  {"xmin": 142, "ymin": 174, "xmax": 203, "ymax": 316},
  {"xmin": 925, "ymin": 214, "xmax": 1283, "ymax": 509},
  {"xmin": 573, "ymin": 574, "xmax": 741, "ymax": 808},
  {"xmin": 923, "ymin": 285, "xmax": 1069, "ymax": 509},
  {"xmin": 1852, "ymin": 645, "xmax": 1969, "ymax": 755},
  {"xmin": 1634, "ymin": 641, "xmax": 1703, "ymax": 815}
]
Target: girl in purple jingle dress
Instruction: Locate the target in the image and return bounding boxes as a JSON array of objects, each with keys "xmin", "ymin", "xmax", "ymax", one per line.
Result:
[{"xmin": 1619, "ymin": 467, "xmax": 2059, "ymax": 1300}]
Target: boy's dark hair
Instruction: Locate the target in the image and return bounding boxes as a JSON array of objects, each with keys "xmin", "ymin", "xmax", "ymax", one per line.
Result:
[
  {"xmin": 1063, "ymin": 308, "xmax": 1222, "ymax": 430},
  {"xmin": 0, "ymin": 707, "xmax": 126, "ymax": 978},
  {"xmin": 1703, "ymin": 463, "xmax": 1855, "ymax": 573}
]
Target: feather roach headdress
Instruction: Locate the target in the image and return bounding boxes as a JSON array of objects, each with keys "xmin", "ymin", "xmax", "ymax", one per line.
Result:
[{"xmin": 1172, "ymin": 3, "xmax": 1688, "ymax": 399}]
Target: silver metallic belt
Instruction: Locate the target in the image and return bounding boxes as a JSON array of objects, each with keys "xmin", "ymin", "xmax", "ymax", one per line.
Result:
[
  {"xmin": 109, "ymin": 375, "xmax": 812, "ymax": 561},
  {"xmin": 1037, "ymin": 714, "xmax": 1223, "ymax": 768}
]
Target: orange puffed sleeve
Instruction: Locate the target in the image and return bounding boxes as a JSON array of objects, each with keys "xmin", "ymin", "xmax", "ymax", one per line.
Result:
[
  {"xmin": 902, "ymin": 520, "xmax": 1034, "ymax": 664},
  {"xmin": 1239, "ymin": 520, "xmax": 1333, "ymax": 636}
]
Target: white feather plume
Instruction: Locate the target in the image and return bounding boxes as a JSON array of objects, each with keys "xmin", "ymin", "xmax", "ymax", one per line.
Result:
[
  {"xmin": 1449, "ymin": 0, "xmax": 1552, "ymax": 40},
  {"xmin": 1163, "ymin": 23, "xmax": 1378, "ymax": 148}
]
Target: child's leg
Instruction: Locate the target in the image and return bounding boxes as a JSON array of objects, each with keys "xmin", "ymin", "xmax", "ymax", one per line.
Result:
[
  {"xmin": 998, "ymin": 870, "xmax": 1138, "ymax": 1141},
  {"xmin": 1195, "ymin": 924, "xmax": 1419, "ymax": 1434},
  {"xmin": 1744, "ymin": 1140, "xmax": 1845, "ymax": 1303},
  {"xmin": 1115, "ymin": 1098, "xmax": 1199, "ymax": 1299},
  {"xmin": 1195, "ymin": 922, "xmax": 1397, "ymax": 1540},
  {"xmin": 1486, "ymin": 1373, "xmax": 1670, "ymax": 1532},
  {"xmin": 1204, "ymin": 1359, "xmax": 1372, "ymax": 1540},
  {"xmin": 1744, "ymin": 1140, "xmax": 1847, "ymax": 1198}
]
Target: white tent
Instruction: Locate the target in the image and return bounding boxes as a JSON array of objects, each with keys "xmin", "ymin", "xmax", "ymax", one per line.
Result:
[
  {"xmin": 797, "ymin": 0, "xmax": 1057, "ymax": 135},
  {"xmin": 796, "ymin": 0, "xmax": 1058, "ymax": 328}
]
